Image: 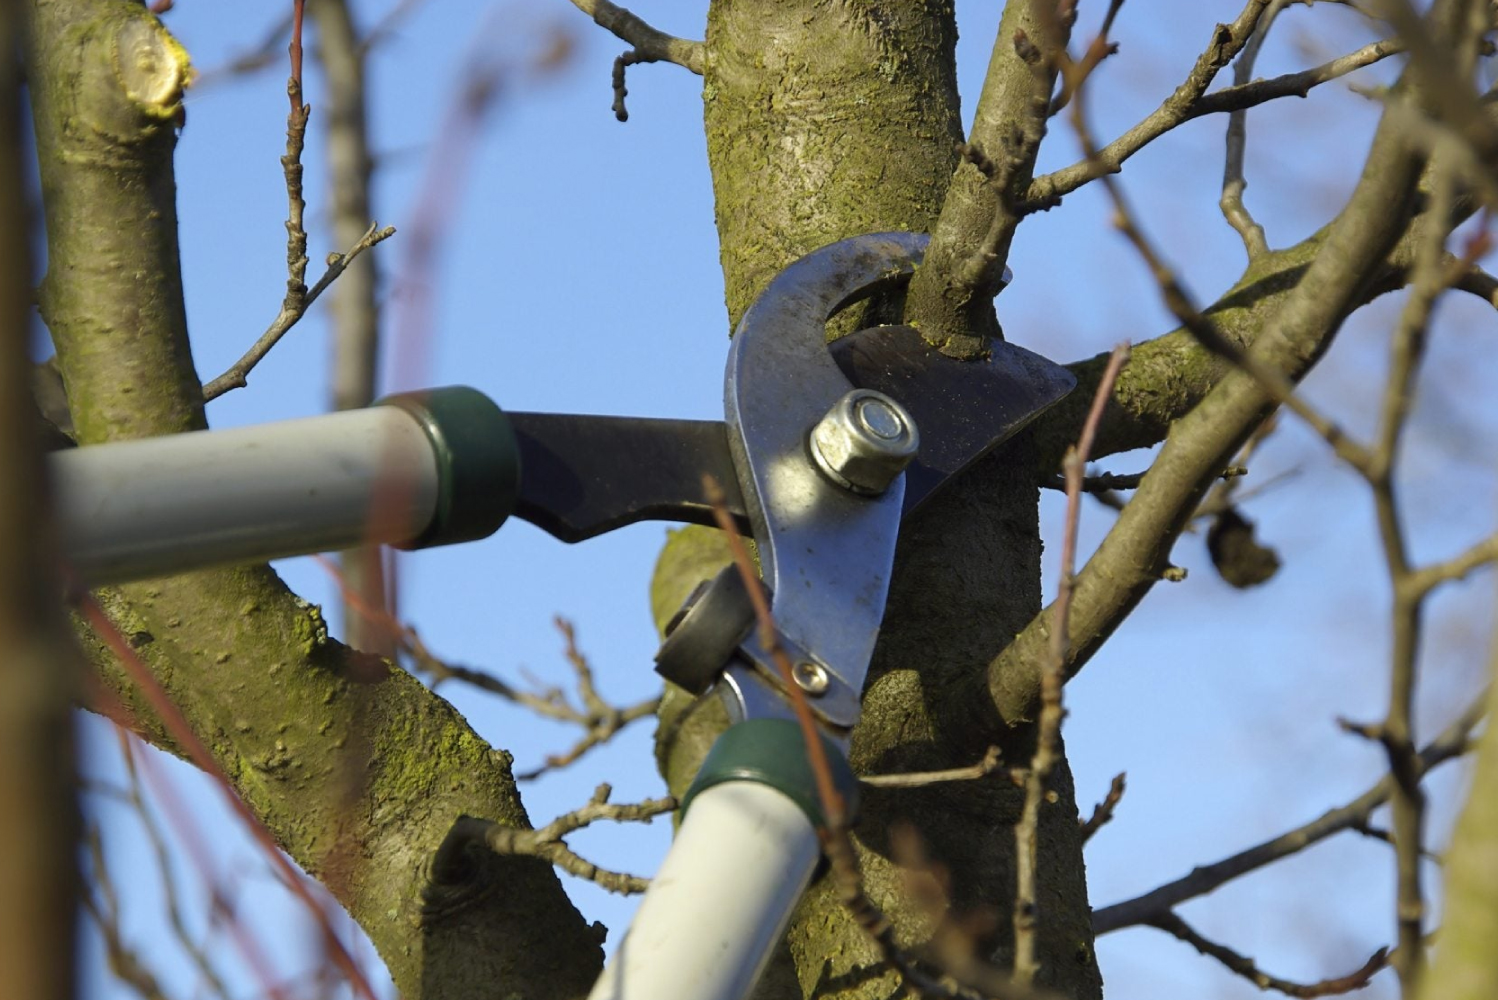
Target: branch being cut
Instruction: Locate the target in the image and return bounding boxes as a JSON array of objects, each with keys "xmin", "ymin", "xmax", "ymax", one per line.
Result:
[{"xmin": 902, "ymin": 0, "xmax": 1070, "ymax": 357}]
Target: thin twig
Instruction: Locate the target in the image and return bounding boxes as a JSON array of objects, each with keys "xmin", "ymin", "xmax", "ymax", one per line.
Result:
[
  {"xmin": 438, "ymin": 785, "xmax": 675, "ymax": 896},
  {"xmin": 565, "ymin": 0, "xmax": 703, "ymax": 120},
  {"xmin": 861, "ymin": 747, "xmax": 1021, "ymax": 789},
  {"xmin": 113, "ymin": 732, "xmax": 231, "ymax": 999},
  {"xmin": 202, "ymin": 222, "xmax": 395, "ymax": 400},
  {"xmin": 1078, "ymin": 773, "xmax": 1126, "ymax": 844},
  {"xmin": 565, "ymin": 0, "xmax": 703, "ymax": 73},
  {"xmin": 82, "ymin": 830, "xmax": 172, "ymax": 1000},
  {"xmin": 398, "ymin": 620, "xmax": 660, "ymax": 780},
  {"xmin": 1366, "ymin": 151, "xmax": 1463, "ymax": 992},
  {"xmin": 1146, "ymin": 911, "xmax": 1390, "ymax": 998},
  {"xmin": 1026, "ymin": 3, "xmax": 1403, "ymax": 211},
  {"xmin": 1013, "ymin": 342, "xmax": 1129, "ymax": 986},
  {"xmin": 1221, "ymin": 0, "xmax": 1287, "ymax": 258},
  {"xmin": 1092, "ymin": 690, "xmax": 1486, "ymax": 932}
]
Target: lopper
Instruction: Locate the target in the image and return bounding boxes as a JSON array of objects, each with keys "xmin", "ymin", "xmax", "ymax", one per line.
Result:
[{"xmin": 52, "ymin": 232, "xmax": 1075, "ymax": 1000}]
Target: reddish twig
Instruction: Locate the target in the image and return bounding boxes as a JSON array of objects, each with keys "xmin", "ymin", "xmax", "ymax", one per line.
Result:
[{"xmin": 1013, "ymin": 341, "xmax": 1128, "ymax": 985}]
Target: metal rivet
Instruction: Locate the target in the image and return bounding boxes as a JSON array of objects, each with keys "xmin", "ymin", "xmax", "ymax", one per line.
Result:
[{"xmin": 791, "ymin": 660, "xmax": 829, "ymax": 695}]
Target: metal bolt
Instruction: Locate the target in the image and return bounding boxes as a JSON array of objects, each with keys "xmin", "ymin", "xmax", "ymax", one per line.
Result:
[
  {"xmin": 791, "ymin": 660, "xmax": 830, "ymax": 695},
  {"xmin": 808, "ymin": 388, "xmax": 919, "ymax": 495}
]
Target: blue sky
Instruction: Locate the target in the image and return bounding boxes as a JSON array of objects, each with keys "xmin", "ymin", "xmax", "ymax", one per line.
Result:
[{"xmin": 70, "ymin": 2, "xmax": 1496, "ymax": 998}]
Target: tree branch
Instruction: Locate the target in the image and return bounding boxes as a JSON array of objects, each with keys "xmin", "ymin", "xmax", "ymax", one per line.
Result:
[
  {"xmin": 201, "ymin": 221, "xmax": 393, "ymax": 401},
  {"xmin": 982, "ymin": 54, "xmax": 1429, "ymax": 728},
  {"xmin": 1092, "ymin": 691, "xmax": 1484, "ymax": 932},
  {"xmin": 1026, "ymin": 16, "xmax": 1401, "ymax": 211},
  {"xmin": 903, "ymin": 0, "xmax": 1071, "ymax": 356},
  {"xmin": 1145, "ymin": 911, "xmax": 1389, "ymax": 998},
  {"xmin": 565, "ymin": 0, "xmax": 703, "ymax": 74}
]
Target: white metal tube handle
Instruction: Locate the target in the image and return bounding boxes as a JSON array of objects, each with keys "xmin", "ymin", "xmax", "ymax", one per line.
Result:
[
  {"xmin": 588, "ymin": 780, "xmax": 821, "ymax": 1000},
  {"xmin": 50, "ymin": 387, "xmax": 517, "ymax": 586}
]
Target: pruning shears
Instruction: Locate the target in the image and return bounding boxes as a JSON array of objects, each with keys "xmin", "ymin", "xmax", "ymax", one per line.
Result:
[{"xmin": 52, "ymin": 232, "xmax": 1074, "ymax": 1000}]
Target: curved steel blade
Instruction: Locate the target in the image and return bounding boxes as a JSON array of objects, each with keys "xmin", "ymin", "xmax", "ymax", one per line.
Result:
[{"xmin": 724, "ymin": 232, "xmax": 927, "ymax": 722}]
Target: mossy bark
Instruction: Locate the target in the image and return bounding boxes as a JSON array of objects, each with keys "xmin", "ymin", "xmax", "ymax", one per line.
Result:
[
  {"xmin": 652, "ymin": 3, "xmax": 1104, "ymax": 997},
  {"xmin": 28, "ymin": 3, "xmax": 602, "ymax": 997}
]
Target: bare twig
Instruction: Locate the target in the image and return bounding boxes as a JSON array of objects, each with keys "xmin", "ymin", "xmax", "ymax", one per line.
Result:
[
  {"xmin": 202, "ymin": 222, "xmax": 395, "ymax": 400},
  {"xmin": 400, "ymin": 622, "xmax": 660, "ymax": 780},
  {"xmin": 437, "ymin": 785, "xmax": 675, "ymax": 896},
  {"xmin": 565, "ymin": 0, "xmax": 703, "ymax": 120},
  {"xmin": 1221, "ymin": 0, "xmax": 1288, "ymax": 258},
  {"xmin": 565, "ymin": 0, "xmax": 703, "ymax": 73},
  {"xmin": 1078, "ymin": 773, "xmax": 1126, "ymax": 844},
  {"xmin": 1193, "ymin": 39, "xmax": 1405, "ymax": 116},
  {"xmin": 82, "ymin": 830, "xmax": 173, "ymax": 1000},
  {"xmin": 200, "ymin": 0, "xmax": 398, "ymax": 402},
  {"xmin": 861, "ymin": 747, "xmax": 1020, "ymax": 789},
  {"xmin": 1048, "ymin": 0, "xmax": 1125, "ymax": 116},
  {"xmin": 1026, "ymin": 7, "xmax": 1404, "ymax": 211},
  {"xmin": 1364, "ymin": 150, "xmax": 1465, "ymax": 992},
  {"xmin": 112, "ymin": 733, "xmax": 231, "ymax": 999},
  {"xmin": 1092, "ymin": 691, "xmax": 1486, "ymax": 932},
  {"xmin": 1146, "ymin": 911, "xmax": 1390, "ymax": 998},
  {"xmin": 1013, "ymin": 342, "xmax": 1129, "ymax": 986}
]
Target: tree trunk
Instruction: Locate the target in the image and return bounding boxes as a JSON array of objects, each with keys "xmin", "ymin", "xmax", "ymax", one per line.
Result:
[{"xmin": 651, "ymin": 3, "xmax": 1103, "ymax": 997}]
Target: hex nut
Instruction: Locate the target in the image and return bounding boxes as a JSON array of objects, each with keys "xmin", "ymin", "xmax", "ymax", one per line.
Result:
[{"xmin": 808, "ymin": 389, "xmax": 919, "ymax": 495}]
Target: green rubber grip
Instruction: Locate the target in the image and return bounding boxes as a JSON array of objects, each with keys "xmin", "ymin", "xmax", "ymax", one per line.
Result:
[
  {"xmin": 681, "ymin": 718, "xmax": 859, "ymax": 831},
  {"xmin": 377, "ymin": 386, "xmax": 520, "ymax": 549}
]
